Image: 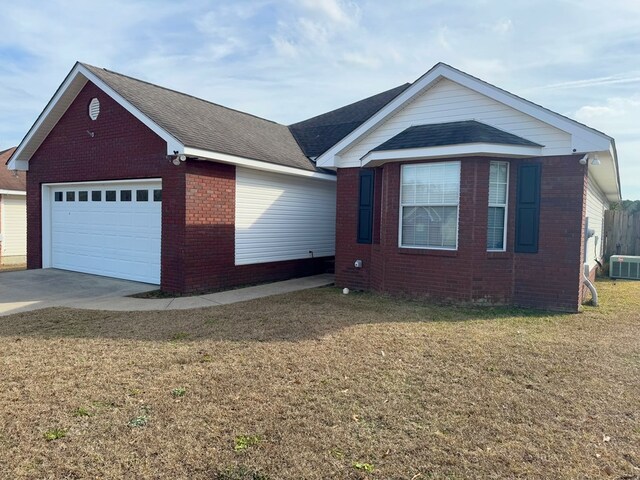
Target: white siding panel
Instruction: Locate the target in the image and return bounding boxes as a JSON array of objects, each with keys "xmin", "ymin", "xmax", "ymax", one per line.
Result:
[
  {"xmin": 235, "ymin": 168, "xmax": 336, "ymax": 265},
  {"xmin": 339, "ymin": 78, "xmax": 571, "ymax": 167},
  {"xmin": 1, "ymin": 195, "xmax": 27, "ymax": 261},
  {"xmin": 585, "ymin": 175, "xmax": 609, "ymax": 270}
]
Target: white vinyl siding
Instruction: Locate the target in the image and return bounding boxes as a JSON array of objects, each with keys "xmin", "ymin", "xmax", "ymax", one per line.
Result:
[
  {"xmin": 339, "ymin": 78, "xmax": 571, "ymax": 167},
  {"xmin": 0, "ymin": 195, "xmax": 27, "ymax": 263},
  {"xmin": 235, "ymin": 167, "xmax": 336, "ymax": 265},
  {"xmin": 487, "ymin": 162, "xmax": 509, "ymax": 251},
  {"xmin": 585, "ymin": 175, "xmax": 609, "ymax": 270},
  {"xmin": 399, "ymin": 161, "xmax": 460, "ymax": 250}
]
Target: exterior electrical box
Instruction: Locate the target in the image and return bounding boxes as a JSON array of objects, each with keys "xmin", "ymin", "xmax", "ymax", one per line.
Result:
[{"xmin": 610, "ymin": 255, "xmax": 640, "ymax": 280}]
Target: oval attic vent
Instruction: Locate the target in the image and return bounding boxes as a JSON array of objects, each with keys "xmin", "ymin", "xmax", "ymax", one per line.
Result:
[{"xmin": 88, "ymin": 98, "xmax": 100, "ymax": 120}]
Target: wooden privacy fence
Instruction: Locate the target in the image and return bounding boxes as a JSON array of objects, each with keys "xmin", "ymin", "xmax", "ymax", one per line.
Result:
[{"xmin": 604, "ymin": 210, "xmax": 640, "ymax": 257}]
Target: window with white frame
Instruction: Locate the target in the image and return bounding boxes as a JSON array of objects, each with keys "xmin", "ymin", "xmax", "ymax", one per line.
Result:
[
  {"xmin": 487, "ymin": 161, "xmax": 509, "ymax": 251},
  {"xmin": 400, "ymin": 161, "xmax": 460, "ymax": 249}
]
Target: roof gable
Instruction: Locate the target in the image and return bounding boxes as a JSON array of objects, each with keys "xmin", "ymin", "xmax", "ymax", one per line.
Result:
[
  {"xmin": 315, "ymin": 63, "xmax": 616, "ymax": 167},
  {"xmin": 8, "ymin": 63, "xmax": 320, "ymax": 174}
]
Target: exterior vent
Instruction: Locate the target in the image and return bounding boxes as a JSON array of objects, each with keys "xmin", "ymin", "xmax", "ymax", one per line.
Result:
[
  {"xmin": 610, "ymin": 255, "xmax": 640, "ymax": 280},
  {"xmin": 88, "ymin": 98, "xmax": 100, "ymax": 120}
]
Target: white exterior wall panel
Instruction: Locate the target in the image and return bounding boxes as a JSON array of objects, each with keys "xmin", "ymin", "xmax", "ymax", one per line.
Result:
[
  {"xmin": 338, "ymin": 78, "xmax": 571, "ymax": 167},
  {"xmin": 235, "ymin": 168, "xmax": 336, "ymax": 265},
  {"xmin": 0, "ymin": 194, "xmax": 27, "ymax": 263},
  {"xmin": 585, "ymin": 175, "xmax": 609, "ymax": 270}
]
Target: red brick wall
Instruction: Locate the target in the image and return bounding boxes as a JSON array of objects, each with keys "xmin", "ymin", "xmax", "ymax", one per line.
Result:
[
  {"xmin": 27, "ymin": 81, "xmax": 326, "ymax": 293},
  {"xmin": 336, "ymin": 156, "xmax": 587, "ymax": 311},
  {"xmin": 180, "ymin": 160, "xmax": 327, "ymax": 293}
]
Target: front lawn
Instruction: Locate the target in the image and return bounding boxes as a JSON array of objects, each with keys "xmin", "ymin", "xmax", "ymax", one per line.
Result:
[{"xmin": 0, "ymin": 280, "xmax": 638, "ymax": 479}]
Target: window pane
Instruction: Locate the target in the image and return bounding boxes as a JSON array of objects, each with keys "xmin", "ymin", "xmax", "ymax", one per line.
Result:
[
  {"xmin": 54, "ymin": 192, "xmax": 63, "ymax": 202},
  {"xmin": 402, "ymin": 206, "xmax": 457, "ymax": 249},
  {"xmin": 106, "ymin": 190, "xmax": 116, "ymax": 202},
  {"xmin": 92, "ymin": 191, "xmax": 102, "ymax": 201},
  {"xmin": 153, "ymin": 189, "xmax": 162, "ymax": 202},
  {"xmin": 120, "ymin": 190, "xmax": 132, "ymax": 201},
  {"xmin": 66, "ymin": 191, "xmax": 75, "ymax": 202},
  {"xmin": 402, "ymin": 162, "xmax": 460, "ymax": 206},
  {"xmin": 136, "ymin": 189, "xmax": 149, "ymax": 201},
  {"xmin": 487, "ymin": 206, "xmax": 505, "ymax": 250},
  {"xmin": 79, "ymin": 191, "xmax": 88, "ymax": 202}
]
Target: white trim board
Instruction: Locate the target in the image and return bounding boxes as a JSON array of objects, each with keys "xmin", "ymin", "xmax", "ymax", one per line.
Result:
[
  {"xmin": 184, "ymin": 147, "xmax": 337, "ymax": 181},
  {"xmin": 0, "ymin": 189, "xmax": 26, "ymax": 195},
  {"xmin": 361, "ymin": 143, "xmax": 543, "ymax": 167}
]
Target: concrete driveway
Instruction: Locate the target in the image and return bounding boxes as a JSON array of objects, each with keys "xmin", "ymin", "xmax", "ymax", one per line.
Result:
[
  {"xmin": 0, "ymin": 269, "xmax": 335, "ymax": 316},
  {"xmin": 0, "ymin": 269, "xmax": 156, "ymax": 316}
]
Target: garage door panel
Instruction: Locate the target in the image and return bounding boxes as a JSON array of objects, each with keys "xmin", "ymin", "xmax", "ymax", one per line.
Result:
[{"xmin": 48, "ymin": 181, "xmax": 161, "ymax": 284}]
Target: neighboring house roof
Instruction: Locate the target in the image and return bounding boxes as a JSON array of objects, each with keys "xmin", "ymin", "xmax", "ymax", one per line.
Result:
[
  {"xmin": 0, "ymin": 148, "xmax": 25, "ymax": 192},
  {"xmin": 372, "ymin": 121, "xmax": 543, "ymax": 152},
  {"xmin": 80, "ymin": 64, "xmax": 318, "ymax": 172},
  {"xmin": 289, "ymin": 83, "xmax": 411, "ymax": 158}
]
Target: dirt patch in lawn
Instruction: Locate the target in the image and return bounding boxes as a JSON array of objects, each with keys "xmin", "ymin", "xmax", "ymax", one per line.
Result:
[{"xmin": 0, "ymin": 280, "xmax": 638, "ymax": 479}]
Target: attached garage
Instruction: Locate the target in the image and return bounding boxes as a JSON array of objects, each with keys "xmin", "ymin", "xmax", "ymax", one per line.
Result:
[{"xmin": 42, "ymin": 180, "xmax": 162, "ymax": 284}]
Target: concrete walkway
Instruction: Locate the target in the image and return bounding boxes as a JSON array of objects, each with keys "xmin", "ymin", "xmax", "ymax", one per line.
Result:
[{"xmin": 0, "ymin": 269, "xmax": 335, "ymax": 316}]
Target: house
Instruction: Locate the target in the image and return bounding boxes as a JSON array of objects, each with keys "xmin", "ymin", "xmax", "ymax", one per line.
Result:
[
  {"xmin": 297, "ymin": 63, "xmax": 620, "ymax": 311},
  {"xmin": 0, "ymin": 147, "xmax": 26, "ymax": 267},
  {"xmin": 6, "ymin": 63, "xmax": 336, "ymax": 291},
  {"xmin": 7, "ymin": 62, "xmax": 620, "ymax": 311}
]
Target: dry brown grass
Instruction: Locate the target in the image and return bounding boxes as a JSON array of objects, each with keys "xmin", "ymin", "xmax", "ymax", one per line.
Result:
[{"xmin": 0, "ymin": 279, "xmax": 638, "ymax": 479}]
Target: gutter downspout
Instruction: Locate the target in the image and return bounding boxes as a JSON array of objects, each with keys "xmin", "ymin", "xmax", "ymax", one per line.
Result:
[{"xmin": 583, "ymin": 217, "xmax": 598, "ymax": 306}]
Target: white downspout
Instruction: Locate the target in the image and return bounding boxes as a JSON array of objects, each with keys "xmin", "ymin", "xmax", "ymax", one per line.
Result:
[{"xmin": 583, "ymin": 217, "xmax": 598, "ymax": 306}]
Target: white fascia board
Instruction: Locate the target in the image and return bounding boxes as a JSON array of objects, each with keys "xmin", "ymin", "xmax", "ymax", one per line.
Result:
[
  {"xmin": 8, "ymin": 63, "xmax": 184, "ymax": 171},
  {"xmin": 361, "ymin": 143, "xmax": 543, "ymax": 167},
  {"xmin": 183, "ymin": 147, "xmax": 337, "ymax": 182},
  {"xmin": 8, "ymin": 64, "xmax": 87, "ymax": 171},
  {"xmin": 316, "ymin": 63, "xmax": 614, "ymax": 168},
  {"xmin": 77, "ymin": 65, "xmax": 183, "ymax": 155},
  {"xmin": 0, "ymin": 189, "xmax": 26, "ymax": 195}
]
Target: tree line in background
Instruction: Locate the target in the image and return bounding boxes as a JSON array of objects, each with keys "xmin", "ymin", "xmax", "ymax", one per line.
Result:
[{"xmin": 610, "ymin": 200, "xmax": 640, "ymax": 213}]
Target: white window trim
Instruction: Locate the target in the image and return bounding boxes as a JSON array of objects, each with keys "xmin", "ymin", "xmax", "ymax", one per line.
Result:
[
  {"xmin": 398, "ymin": 161, "xmax": 461, "ymax": 251},
  {"xmin": 487, "ymin": 161, "xmax": 509, "ymax": 252}
]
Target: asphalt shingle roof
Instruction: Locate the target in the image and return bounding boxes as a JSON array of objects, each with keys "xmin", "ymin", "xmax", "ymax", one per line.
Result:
[
  {"xmin": 289, "ymin": 83, "xmax": 411, "ymax": 158},
  {"xmin": 82, "ymin": 64, "xmax": 320, "ymax": 172},
  {"xmin": 372, "ymin": 120, "xmax": 543, "ymax": 152},
  {"xmin": 0, "ymin": 148, "xmax": 25, "ymax": 191}
]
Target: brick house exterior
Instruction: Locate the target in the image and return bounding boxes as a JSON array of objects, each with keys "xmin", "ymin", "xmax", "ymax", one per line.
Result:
[
  {"xmin": 8, "ymin": 62, "xmax": 620, "ymax": 310},
  {"xmin": 335, "ymin": 156, "xmax": 589, "ymax": 311}
]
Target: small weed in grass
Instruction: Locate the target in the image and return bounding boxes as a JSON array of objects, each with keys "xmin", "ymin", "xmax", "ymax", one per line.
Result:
[
  {"xmin": 212, "ymin": 465, "xmax": 270, "ymax": 480},
  {"xmin": 128, "ymin": 415, "xmax": 148, "ymax": 428},
  {"xmin": 353, "ymin": 462, "xmax": 374, "ymax": 473},
  {"xmin": 73, "ymin": 407, "xmax": 91, "ymax": 417},
  {"xmin": 43, "ymin": 428, "xmax": 67, "ymax": 441},
  {"xmin": 330, "ymin": 448, "xmax": 345, "ymax": 459},
  {"xmin": 171, "ymin": 387, "xmax": 187, "ymax": 397},
  {"xmin": 128, "ymin": 388, "xmax": 142, "ymax": 397},
  {"xmin": 234, "ymin": 434, "xmax": 261, "ymax": 452}
]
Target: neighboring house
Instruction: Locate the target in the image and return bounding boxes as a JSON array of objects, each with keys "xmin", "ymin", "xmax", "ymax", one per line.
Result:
[
  {"xmin": 0, "ymin": 147, "xmax": 26, "ymax": 267},
  {"xmin": 7, "ymin": 62, "xmax": 620, "ymax": 311}
]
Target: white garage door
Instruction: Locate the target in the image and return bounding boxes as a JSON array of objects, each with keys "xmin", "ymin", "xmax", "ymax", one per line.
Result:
[
  {"xmin": 1, "ymin": 194, "xmax": 27, "ymax": 260},
  {"xmin": 47, "ymin": 180, "xmax": 162, "ymax": 284}
]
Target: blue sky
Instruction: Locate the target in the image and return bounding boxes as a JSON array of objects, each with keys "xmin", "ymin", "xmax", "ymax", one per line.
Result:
[{"xmin": 1, "ymin": 0, "xmax": 639, "ymax": 198}]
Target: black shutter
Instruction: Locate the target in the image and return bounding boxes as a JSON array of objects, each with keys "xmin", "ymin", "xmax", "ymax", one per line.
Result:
[
  {"xmin": 515, "ymin": 163, "xmax": 541, "ymax": 253},
  {"xmin": 357, "ymin": 169, "xmax": 375, "ymax": 244}
]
